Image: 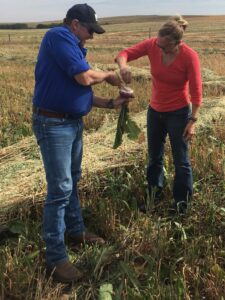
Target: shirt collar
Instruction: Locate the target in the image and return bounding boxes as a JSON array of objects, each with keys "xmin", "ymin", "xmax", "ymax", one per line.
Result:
[{"xmin": 63, "ymin": 24, "xmax": 88, "ymax": 56}]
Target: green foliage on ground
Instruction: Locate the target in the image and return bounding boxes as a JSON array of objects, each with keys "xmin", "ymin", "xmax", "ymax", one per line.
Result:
[{"xmin": 0, "ymin": 120, "xmax": 224, "ymax": 299}]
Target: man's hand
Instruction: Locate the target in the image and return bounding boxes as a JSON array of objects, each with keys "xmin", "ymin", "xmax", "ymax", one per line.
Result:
[
  {"xmin": 120, "ymin": 66, "xmax": 132, "ymax": 84},
  {"xmin": 113, "ymin": 95, "xmax": 133, "ymax": 109},
  {"xmin": 183, "ymin": 121, "xmax": 196, "ymax": 141},
  {"xmin": 105, "ymin": 71, "xmax": 122, "ymax": 86}
]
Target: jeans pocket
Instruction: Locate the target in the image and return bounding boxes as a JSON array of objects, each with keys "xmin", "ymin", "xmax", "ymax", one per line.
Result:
[{"xmin": 42, "ymin": 117, "xmax": 66, "ymax": 127}]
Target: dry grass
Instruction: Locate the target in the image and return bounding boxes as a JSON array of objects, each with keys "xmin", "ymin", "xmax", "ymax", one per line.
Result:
[
  {"xmin": 0, "ymin": 96, "xmax": 224, "ymax": 215},
  {"xmin": 0, "ymin": 15, "xmax": 225, "ymax": 300}
]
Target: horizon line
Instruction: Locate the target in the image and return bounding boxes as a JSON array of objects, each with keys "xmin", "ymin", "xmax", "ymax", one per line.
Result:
[{"xmin": 1, "ymin": 14, "xmax": 225, "ymax": 24}]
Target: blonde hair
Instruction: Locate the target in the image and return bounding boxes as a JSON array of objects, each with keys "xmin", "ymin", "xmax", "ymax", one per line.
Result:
[
  {"xmin": 158, "ymin": 21, "xmax": 183, "ymax": 43},
  {"xmin": 158, "ymin": 15, "xmax": 188, "ymax": 43},
  {"xmin": 169, "ymin": 15, "xmax": 189, "ymax": 31}
]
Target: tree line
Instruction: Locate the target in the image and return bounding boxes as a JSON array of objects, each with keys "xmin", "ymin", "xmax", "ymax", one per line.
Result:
[
  {"xmin": 0, "ymin": 23, "xmax": 28, "ymax": 29},
  {"xmin": 0, "ymin": 23, "xmax": 62, "ymax": 30}
]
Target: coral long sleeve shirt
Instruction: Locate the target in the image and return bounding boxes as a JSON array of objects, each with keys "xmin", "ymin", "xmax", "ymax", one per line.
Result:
[{"xmin": 117, "ymin": 37, "xmax": 202, "ymax": 112}]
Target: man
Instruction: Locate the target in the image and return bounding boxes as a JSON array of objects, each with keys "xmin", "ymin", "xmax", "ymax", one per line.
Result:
[{"xmin": 32, "ymin": 3, "xmax": 131, "ymax": 283}]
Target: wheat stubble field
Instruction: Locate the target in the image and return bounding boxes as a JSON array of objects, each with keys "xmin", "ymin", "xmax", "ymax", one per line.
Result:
[{"xmin": 0, "ymin": 15, "xmax": 224, "ymax": 300}]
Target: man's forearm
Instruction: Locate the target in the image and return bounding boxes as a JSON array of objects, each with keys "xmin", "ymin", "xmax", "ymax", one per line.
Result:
[
  {"xmin": 93, "ymin": 96, "xmax": 111, "ymax": 108},
  {"xmin": 74, "ymin": 69, "xmax": 111, "ymax": 86}
]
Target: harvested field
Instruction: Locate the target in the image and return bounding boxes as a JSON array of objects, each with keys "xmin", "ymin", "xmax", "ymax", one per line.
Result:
[{"xmin": 0, "ymin": 15, "xmax": 225, "ymax": 300}]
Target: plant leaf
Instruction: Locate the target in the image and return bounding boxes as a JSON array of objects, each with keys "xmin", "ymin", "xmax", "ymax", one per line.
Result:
[
  {"xmin": 98, "ymin": 283, "xmax": 113, "ymax": 300},
  {"xmin": 113, "ymin": 104, "xmax": 141, "ymax": 148},
  {"xmin": 125, "ymin": 116, "xmax": 141, "ymax": 140},
  {"xmin": 119, "ymin": 261, "xmax": 140, "ymax": 291},
  {"xmin": 27, "ymin": 250, "xmax": 40, "ymax": 261},
  {"xmin": 113, "ymin": 104, "xmax": 128, "ymax": 149},
  {"xmin": 8, "ymin": 220, "xmax": 26, "ymax": 235}
]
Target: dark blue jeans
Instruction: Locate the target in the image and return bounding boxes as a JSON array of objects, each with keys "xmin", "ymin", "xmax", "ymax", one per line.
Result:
[
  {"xmin": 32, "ymin": 114, "xmax": 85, "ymax": 266},
  {"xmin": 147, "ymin": 105, "xmax": 193, "ymax": 204}
]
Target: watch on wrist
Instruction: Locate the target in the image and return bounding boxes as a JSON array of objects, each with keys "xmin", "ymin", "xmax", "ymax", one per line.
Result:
[
  {"xmin": 107, "ymin": 98, "xmax": 114, "ymax": 109},
  {"xmin": 189, "ymin": 116, "xmax": 197, "ymax": 122}
]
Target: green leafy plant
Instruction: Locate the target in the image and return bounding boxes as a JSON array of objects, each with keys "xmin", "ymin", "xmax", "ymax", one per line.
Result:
[
  {"xmin": 98, "ymin": 283, "xmax": 113, "ymax": 300},
  {"xmin": 113, "ymin": 104, "xmax": 141, "ymax": 149}
]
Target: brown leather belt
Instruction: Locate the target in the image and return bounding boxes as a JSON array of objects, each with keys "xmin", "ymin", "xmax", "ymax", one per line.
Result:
[{"xmin": 33, "ymin": 106, "xmax": 73, "ymax": 119}]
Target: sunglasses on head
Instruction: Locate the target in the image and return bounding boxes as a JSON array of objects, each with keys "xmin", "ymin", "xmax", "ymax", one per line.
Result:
[
  {"xmin": 156, "ymin": 43, "xmax": 166, "ymax": 50},
  {"xmin": 156, "ymin": 39, "xmax": 179, "ymax": 50}
]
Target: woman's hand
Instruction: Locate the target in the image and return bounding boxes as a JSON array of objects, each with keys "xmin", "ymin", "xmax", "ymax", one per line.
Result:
[
  {"xmin": 105, "ymin": 71, "xmax": 123, "ymax": 86},
  {"xmin": 183, "ymin": 121, "xmax": 196, "ymax": 141},
  {"xmin": 120, "ymin": 67, "xmax": 132, "ymax": 84}
]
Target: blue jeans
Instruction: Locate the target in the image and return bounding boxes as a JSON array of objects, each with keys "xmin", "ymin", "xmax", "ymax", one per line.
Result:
[
  {"xmin": 147, "ymin": 105, "xmax": 193, "ymax": 204},
  {"xmin": 32, "ymin": 114, "xmax": 85, "ymax": 266}
]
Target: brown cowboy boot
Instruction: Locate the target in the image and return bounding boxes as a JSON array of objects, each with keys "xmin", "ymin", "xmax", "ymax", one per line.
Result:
[
  {"xmin": 68, "ymin": 231, "xmax": 105, "ymax": 251},
  {"xmin": 47, "ymin": 260, "xmax": 83, "ymax": 283}
]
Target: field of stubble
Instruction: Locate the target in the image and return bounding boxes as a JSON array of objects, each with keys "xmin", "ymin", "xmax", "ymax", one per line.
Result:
[{"xmin": 0, "ymin": 15, "xmax": 224, "ymax": 300}]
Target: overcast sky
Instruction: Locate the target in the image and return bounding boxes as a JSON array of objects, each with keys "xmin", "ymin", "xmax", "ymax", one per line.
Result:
[{"xmin": 1, "ymin": 0, "xmax": 225, "ymax": 23}]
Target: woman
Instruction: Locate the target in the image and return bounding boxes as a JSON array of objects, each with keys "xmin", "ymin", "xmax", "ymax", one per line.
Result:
[{"xmin": 116, "ymin": 16, "xmax": 202, "ymax": 215}]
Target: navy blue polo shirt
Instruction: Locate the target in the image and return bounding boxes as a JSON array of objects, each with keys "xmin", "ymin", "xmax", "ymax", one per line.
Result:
[{"xmin": 33, "ymin": 26, "xmax": 93, "ymax": 118}]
